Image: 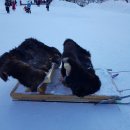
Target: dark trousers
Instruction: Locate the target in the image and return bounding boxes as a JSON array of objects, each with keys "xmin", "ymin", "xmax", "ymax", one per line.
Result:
[
  {"xmin": 46, "ymin": 5, "xmax": 49, "ymax": 11},
  {"xmin": 6, "ymin": 6, "xmax": 10, "ymax": 13}
]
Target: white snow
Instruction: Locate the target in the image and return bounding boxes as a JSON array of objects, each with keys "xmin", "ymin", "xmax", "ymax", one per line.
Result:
[{"xmin": 0, "ymin": 0, "xmax": 130, "ymax": 130}]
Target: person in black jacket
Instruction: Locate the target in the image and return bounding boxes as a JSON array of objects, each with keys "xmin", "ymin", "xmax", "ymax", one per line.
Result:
[{"xmin": 5, "ymin": 0, "xmax": 10, "ymax": 13}]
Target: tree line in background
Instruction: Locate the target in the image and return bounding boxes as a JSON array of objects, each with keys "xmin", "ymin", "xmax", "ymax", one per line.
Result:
[{"xmin": 63, "ymin": 0, "xmax": 129, "ymax": 7}]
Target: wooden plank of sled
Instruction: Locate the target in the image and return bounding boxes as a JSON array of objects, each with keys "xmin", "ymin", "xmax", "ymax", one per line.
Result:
[
  {"xmin": 37, "ymin": 63, "xmax": 57, "ymax": 93},
  {"xmin": 10, "ymin": 82, "xmax": 20, "ymax": 98},
  {"xmin": 43, "ymin": 63, "xmax": 57, "ymax": 84},
  {"xmin": 10, "ymin": 82, "xmax": 119, "ymax": 103}
]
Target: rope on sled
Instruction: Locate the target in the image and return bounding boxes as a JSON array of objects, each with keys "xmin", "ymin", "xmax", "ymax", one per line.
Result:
[
  {"xmin": 97, "ymin": 95, "xmax": 130, "ymax": 104},
  {"xmin": 95, "ymin": 68, "xmax": 130, "ymax": 94},
  {"xmin": 107, "ymin": 69, "xmax": 130, "ymax": 92},
  {"xmin": 118, "ymin": 95, "xmax": 130, "ymax": 100},
  {"xmin": 107, "ymin": 70, "xmax": 130, "ymax": 73},
  {"xmin": 95, "ymin": 68, "xmax": 130, "ymax": 73}
]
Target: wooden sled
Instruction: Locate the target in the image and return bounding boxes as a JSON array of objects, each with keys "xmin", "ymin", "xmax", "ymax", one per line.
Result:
[
  {"xmin": 10, "ymin": 65, "xmax": 125, "ymax": 103},
  {"xmin": 10, "ymin": 83, "xmax": 120, "ymax": 103}
]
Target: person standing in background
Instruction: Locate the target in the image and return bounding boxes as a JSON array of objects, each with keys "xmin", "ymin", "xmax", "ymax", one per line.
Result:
[
  {"xmin": 12, "ymin": 0, "xmax": 16, "ymax": 10},
  {"xmin": 5, "ymin": 0, "xmax": 10, "ymax": 13},
  {"xmin": 26, "ymin": 0, "xmax": 32, "ymax": 13}
]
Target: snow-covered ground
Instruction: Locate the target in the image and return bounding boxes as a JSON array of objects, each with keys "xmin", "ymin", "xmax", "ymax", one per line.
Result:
[{"xmin": 0, "ymin": 0, "xmax": 130, "ymax": 130}]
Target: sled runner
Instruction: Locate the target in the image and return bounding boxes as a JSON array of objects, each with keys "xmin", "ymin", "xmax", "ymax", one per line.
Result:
[{"xmin": 10, "ymin": 67, "xmax": 130, "ymax": 104}]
